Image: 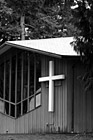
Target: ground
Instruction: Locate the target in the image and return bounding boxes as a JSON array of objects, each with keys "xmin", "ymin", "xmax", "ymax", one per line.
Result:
[{"xmin": 0, "ymin": 133, "xmax": 93, "ymax": 140}]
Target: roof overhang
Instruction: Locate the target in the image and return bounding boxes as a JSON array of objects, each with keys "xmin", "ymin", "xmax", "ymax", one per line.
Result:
[{"xmin": 0, "ymin": 37, "xmax": 79, "ymax": 58}]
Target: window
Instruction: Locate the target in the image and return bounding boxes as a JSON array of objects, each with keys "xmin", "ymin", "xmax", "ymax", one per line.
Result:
[
  {"xmin": 23, "ymin": 52, "xmax": 28, "ymax": 100},
  {"xmin": 5, "ymin": 60, "xmax": 10, "ymax": 101},
  {"xmin": 11, "ymin": 56, "xmax": 16, "ymax": 103},
  {"xmin": 0, "ymin": 63, "xmax": 4, "ymax": 99},
  {"xmin": 0, "ymin": 50, "xmax": 41, "ymax": 118},
  {"xmin": 17, "ymin": 53, "xmax": 22, "ymax": 103},
  {"xmin": 29, "ymin": 54, "xmax": 34, "ymax": 97},
  {"xmin": 29, "ymin": 53, "xmax": 41, "ymax": 111},
  {"xmin": 36, "ymin": 92, "xmax": 41, "ymax": 107}
]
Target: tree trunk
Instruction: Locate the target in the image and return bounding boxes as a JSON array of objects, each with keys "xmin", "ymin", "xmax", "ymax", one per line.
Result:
[{"xmin": 20, "ymin": 14, "xmax": 25, "ymax": 40}]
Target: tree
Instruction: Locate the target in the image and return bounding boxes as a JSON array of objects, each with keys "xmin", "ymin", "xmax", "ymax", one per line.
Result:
[
  {"xmin": 0, "ymin": 0, "xmax": 44, "ymax": 42},
  {"xmin": 5, "ymin": 0, "xmax": 43, "ymax": 40},
  {"xmin": 72, "ymin": 0, "xmax": 93, "ymax": 91},
  {"xmin": 27, "ymin": 0, "xmax": 76, "ymax": 39},
  {"xmin": 0, "ymin": 0, "xmax": 21, "ymax": 45},
  {"xmin": 0, "ymin": 0, "xmax": 76, "ymax": 43}
]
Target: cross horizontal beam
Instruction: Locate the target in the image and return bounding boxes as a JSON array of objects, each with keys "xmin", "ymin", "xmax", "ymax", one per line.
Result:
[{"xmin": 39, "ymin": 75, "xmax": 65, "ymax": 82}]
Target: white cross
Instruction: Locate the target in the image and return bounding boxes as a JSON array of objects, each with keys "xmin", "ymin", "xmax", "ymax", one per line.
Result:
[{"xmin": 39, "ymin": 61, "xmax": 65, "ymax": 112}]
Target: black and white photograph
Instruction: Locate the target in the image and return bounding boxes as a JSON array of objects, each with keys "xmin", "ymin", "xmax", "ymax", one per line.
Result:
[{"xmin": 0, "ymin": 0, "xmax": 93, "ymax": 140}]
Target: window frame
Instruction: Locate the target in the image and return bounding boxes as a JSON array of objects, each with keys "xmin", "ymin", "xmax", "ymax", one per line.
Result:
[{"xmin": 0, "ymin": 49, "xmax": 42, "ymax": 118}]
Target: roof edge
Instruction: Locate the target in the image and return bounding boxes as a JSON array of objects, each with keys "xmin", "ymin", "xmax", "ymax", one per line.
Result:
[{"xmin": 3, "ymin": 42, "xmax": 62, "ymax": 58}]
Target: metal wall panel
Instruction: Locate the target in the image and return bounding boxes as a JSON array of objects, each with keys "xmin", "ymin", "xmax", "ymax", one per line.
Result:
[{"xmin": 0, "ymin": 55, "xmax": 93, "ymax": 133}]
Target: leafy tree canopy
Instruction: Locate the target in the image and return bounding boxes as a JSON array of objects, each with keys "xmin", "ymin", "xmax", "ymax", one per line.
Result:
[
  {"xmin": 0, "ymin": 0, "xmax": 25, "ymax": 44},
  {"xmin": 72, "ymin": 0, "xmax": 93, "ymax": 91},
  {"xmin": 0, "ymin": 0, "xmax": 76, "ymax": 43},
  {"xmin": 0, "ymin": 0, "xmax": 43, "ymax": 43}
]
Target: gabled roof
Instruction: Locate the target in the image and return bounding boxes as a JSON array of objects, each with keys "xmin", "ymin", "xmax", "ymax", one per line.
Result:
[{"xmin": 0, "ymin": 37, "xmax": 78, "ymax": 58}]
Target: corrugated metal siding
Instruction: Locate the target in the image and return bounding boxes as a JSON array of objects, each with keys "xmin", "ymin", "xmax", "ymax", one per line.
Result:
[
  {"xmin": 0, "ymin": 56, "xmax": 93, "ymax": 134},
  {"xmin": 38, "ymin": 56, "xmax": 69, "ymax": 133},
  {"xmin": 14, "ymin": 56, "xmax": 69, "ymax": 133},
  {"xmin": 73, "ymin": 62, "xmax": 93, "ymax": 133},
  {"xmin": 0, "ymin": 113, "xmax": 15, "ymax": 133},
  {"xmin": 67, "ymin": 58, "xmax": 73, "ymax": 132}
]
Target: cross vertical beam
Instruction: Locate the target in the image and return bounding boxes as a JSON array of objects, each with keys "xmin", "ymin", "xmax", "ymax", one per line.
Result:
[
  {"xmin": 39, "ymin": 61, "xmax": 65, "ymax": 112},
  {"xmin": 49, "ymin": 61, "xmax": 54, "ymax": 112}
]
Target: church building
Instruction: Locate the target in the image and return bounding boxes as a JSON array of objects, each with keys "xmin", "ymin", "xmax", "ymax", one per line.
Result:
[{"xmin": 0, "ymin": 37, "xmax": 93, "ymax": 133}]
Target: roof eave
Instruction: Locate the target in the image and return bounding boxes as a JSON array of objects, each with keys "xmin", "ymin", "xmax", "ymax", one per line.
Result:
[{"xmin": 0, "ymin": 42, "xmax": 62, "ymax": 59}]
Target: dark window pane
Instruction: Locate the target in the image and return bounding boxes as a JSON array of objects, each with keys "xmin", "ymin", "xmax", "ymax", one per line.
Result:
[
  {"xmin": 5, "ymin": 61, "xmax": 10, "ymax": 101},
  {"xmin": 23, "ymin": 100, "xmax": 27, "ymax": 114},
  {"xmin": 29, "ymin": 54, "xmax": 34, "ymax": 96},
  {"xmin": 17, "ymin": 103, "xmax": 21, "ymax": 117},
  {"xmin": 10, "ymin": 104, "xmax": 15, "ymax": 117},
  {"xmin": 0, "ymin": 63, "xmax": 4, "ymax": 98},
  {"xmin": 17, "ymin": 54, "xmax": 22, "ymax": 102},
  {"xmin": 11, "ymin": 56, "xmax": 16, "ymax": 103},
  {"xmin": 5, "ymin": 102, "xmax": 9, "ymax": 115},
  {"xmin": 23, "ymin": 52, "xmax": 28, "ymax": 99},
  {"xmin": 36, "ymin": 55, "xmax": 41, "ymax": 90}
]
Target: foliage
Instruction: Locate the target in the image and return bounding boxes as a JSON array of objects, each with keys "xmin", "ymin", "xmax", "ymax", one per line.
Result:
[
  {"xmin": 72, "ymin": 0, "xmax": 93, "ymax": 91},
  {"xmin": 27, "ymin": 0, "xmax": 76, "ymax": 39},
  {"xmin": 0, "ymin": 0, "xmax": 76, "ymax": 43},
  {"xmin": 0, "ymin": 1, "xmax": 21, "ymax": 45},
  {"xmin": 31, "ymin": 3, "xmax": 74, "ymax": 38},
  {"xmin": 0, "ymin": 0, "xmax": 43, "ymax": 43}
]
